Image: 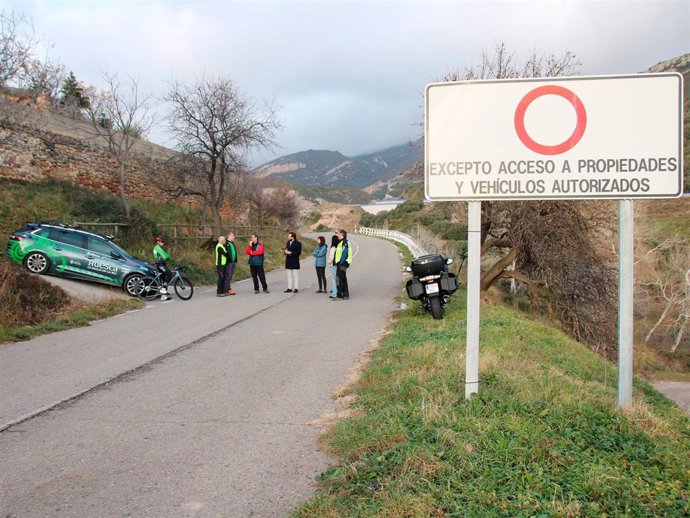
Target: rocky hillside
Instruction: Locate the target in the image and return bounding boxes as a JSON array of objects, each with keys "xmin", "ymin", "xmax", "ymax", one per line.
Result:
[
  {"xmin": 251, "ymin": 142, "xmax": 421, "ymax": 190},
  {"xmin": 648, "ymin": 53, "xmax": 690, "ymax": 99},
  {"xmin": 648, "ymin": 53, "xmax": 690, "ymax": 192}
]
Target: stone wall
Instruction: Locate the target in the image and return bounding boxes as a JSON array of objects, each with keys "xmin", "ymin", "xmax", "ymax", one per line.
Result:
[
  {"xmin": 0, "ymin": 101, "xmax": 253, "ymax": 222},
  {"xmin": 0, "ymin": 122, "xmax": 180, "ymax": 203}
]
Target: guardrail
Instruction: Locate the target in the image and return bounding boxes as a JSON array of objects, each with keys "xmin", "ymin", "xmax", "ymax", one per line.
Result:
[{"xmin": 356, "ymin": 226, "xmax": 427, "ymax": 258}]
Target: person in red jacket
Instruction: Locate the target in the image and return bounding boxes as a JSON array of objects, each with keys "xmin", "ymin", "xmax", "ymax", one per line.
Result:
[{"xmin": 246, "ymin": 234, "xmax": 269, "ymax": 294}]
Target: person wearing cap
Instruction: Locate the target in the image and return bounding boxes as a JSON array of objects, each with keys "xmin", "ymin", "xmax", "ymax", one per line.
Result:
[{"xmin": 153, "ymin": 236, "xmax": 172, "ymax": 301}]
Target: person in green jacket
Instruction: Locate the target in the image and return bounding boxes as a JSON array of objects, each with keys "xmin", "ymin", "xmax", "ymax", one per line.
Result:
[
  {"xmin": 153, "ymin": 235, "xmax": 172, "ymax": 301},
  {"xmin": 215, "ymin": 236, "xmax": 228, "ymax": 297},
  {"xmin": 225, "ymin": 232, "xmax": 238, "ymax": 295}
]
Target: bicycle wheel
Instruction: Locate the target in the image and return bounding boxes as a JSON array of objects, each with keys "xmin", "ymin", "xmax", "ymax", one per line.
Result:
[
  {"xmin": 139, "ymin": 276, "xmax": 161, "ymax": 301},
  {"xmin": 174, "ymin": 275, "xmax": 194, "ymax": 300}
]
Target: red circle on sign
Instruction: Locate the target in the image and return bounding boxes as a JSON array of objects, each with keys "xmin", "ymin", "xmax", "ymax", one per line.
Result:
[{"xmin": 514, "ymin": 85, "xmax": 587, "ymax": 155}]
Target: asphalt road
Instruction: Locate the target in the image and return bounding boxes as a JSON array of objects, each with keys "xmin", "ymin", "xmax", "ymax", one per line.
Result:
[
  {"xmin": 0, "ymin": 235, "xmax": 403, "ymax": 518},
  {"xmin": 653, "ymin": 381, "xmax": 690, "ymax": 416},
  {"xmin": 40, "ymin": 275, "xmax": 130, "ymax": 304}
]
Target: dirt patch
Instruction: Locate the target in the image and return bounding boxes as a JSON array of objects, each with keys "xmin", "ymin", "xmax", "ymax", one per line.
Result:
[
  {"xmin": 638, "ymin": 198, "xmax": 690, "ymax": 222},
  {"xmin": 310, "ymin": 203, "xmax": 365, "ymax": 232},
  {"xmin": 0, "ymin": 261, "xmax": 71, "ymax": 326}
]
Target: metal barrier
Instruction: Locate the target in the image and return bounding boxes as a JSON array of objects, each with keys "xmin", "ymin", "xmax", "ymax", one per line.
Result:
[{"xmin": 355, "ymin": 226, "xmax": 427, "ymax": 258}]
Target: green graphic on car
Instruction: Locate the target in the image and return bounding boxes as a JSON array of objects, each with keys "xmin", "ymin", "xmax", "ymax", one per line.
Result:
[{"xmin": 6, "ymin": 223, "xmax": 156, "ymax": 296}]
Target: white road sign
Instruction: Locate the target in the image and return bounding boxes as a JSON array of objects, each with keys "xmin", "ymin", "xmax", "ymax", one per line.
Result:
[{"xmin": 425, "ymin": 73, "xmax": 684, "ymax": 201}]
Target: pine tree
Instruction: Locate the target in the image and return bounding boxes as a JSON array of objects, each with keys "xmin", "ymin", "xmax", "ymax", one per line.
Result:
[{"xmin": 59, "ymin": 71, "xmax": 90, "ymax": 117}]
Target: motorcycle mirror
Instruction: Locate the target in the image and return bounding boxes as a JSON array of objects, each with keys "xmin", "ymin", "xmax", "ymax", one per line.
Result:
[{"xmin": 446, "ymin": 258, "xmax": 454, "ymax": 265}]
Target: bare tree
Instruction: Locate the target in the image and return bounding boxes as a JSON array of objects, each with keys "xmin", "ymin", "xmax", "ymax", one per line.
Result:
[
  {"xmin": 266, "ymin": 183, "xmax": 299, "ymax": 225},
  {"xmin": 22, "ymin": 52, "xmax": 65, "ymax": 107},
  {"xmin": 164, "ymin": 76, "xmax": 279, "ymax": 235},
  {"xmin": 432, "ymin": 44, "xmax": 621, "ymax": 356},
  {"xmin": 442, "ymin": 42, "xmax": 581, "ymax": 82},
  {"xmin": 0, "ymin": 11, "xmax": 35, "ymax": 87},
  {"xmin": 638, "ymin": 238, "xmax": 690, "ymax": 352},
  {"xmin": 84, "ymin": 73, "xmax": 156, "ymax": 218},
  {"xmin": 245, "ymin": 180, "xmax": 272, "ymax": 226},
  {"xmin": 0, "ymin": 11, "xmax": 37, "ymax": 140}
]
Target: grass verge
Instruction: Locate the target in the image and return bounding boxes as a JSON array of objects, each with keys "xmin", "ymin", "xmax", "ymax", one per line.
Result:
[
  {"xmin": 0, "ymin": 179, "xmax": 313, "ymax": 286},
  {"xmin": 294, "ymin": 294, "xmax": 690, "ymax": 517},
  {"xmin": 0, "ymin": 297, "xmax": 142, "ymax": 343}
]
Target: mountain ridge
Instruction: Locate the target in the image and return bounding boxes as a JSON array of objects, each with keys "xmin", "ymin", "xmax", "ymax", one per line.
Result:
[{"xmin": 251, "ymin": 141, "xmax": 422, "ymax": 191}]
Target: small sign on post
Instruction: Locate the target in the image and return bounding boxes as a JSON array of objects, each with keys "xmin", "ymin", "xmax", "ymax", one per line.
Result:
[{"xmin": 425, "ymin": 73, "xmax": 684, "ymax": 406}]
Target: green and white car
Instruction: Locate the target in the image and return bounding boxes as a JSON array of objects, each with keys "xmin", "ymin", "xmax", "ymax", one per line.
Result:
[{"xmin": 6, "ymin": 222, "xmax": 156, "ymax": 296}]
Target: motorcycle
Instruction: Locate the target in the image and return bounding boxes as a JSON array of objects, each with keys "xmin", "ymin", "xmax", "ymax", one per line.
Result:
[{"xmin": 405, "ymin": 254, "xmax": 458, "ymax": 320}]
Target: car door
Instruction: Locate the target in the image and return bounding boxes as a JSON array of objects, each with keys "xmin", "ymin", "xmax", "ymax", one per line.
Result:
[
  {"xmin": 46, "ymin": 229, "xmax": 89, "ymax": 278},
  {"xmin": 84, "ymin": 235, "xmax": 125, "ymax": 286}
]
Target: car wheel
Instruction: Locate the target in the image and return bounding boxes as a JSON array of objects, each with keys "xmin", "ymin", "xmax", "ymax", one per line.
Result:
[
  {"xmin": 123, "ymin": 274, "xmax": 146, "ymax": 297},
  {"xmin": 24, "ymin": 252, "xmax": 50, "ymax": 274}
]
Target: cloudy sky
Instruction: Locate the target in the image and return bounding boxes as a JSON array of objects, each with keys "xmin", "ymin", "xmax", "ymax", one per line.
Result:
[{"xmin": 6, "ymin": 0, "xmax": 689, "ymax": 166}]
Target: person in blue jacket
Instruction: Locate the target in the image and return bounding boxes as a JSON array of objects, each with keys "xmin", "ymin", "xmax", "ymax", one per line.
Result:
[{"xmin": 312, "ymin": 235, "xmax": 328, "ymax": 293}]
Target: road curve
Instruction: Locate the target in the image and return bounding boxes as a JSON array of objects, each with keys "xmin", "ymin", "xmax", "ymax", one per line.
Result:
[{"xmin": 0, "ymin": 235, "xmax": 403, "ymax": 518}]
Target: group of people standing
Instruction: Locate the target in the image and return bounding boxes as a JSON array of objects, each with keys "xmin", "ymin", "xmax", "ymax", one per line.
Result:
[
  {"xmin": 215, "ymin": 232, "xmax": 269, "ymax": 296},
  {"xmin": 315, "ymin": 230, "xmax": 352, "ymax": 300},
  {"xmin": 214, "ymin": 229, "xmax": 353, "ymax": 300}
]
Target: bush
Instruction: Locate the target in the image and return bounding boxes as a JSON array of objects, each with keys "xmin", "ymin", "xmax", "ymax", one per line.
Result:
[{"xmin": 0, "ymin": 261, "xmax": 70, "ymax": 327}]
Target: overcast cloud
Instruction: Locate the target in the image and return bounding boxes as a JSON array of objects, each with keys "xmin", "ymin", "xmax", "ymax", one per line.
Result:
[{"xmin": 5, "ymin": 0, "xmax": 689, "ymax": 166}]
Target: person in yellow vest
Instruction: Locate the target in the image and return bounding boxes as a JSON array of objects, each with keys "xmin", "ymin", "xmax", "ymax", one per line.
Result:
[
  {"xmin": 333, "ymin": 229, "xmax": 353, "ymax": 300},
  {"xmin": 215, "ymin": 236, "xmax": 228, "ymax": 297}
]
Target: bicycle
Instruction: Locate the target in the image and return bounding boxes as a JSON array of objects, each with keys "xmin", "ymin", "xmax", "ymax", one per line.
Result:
[{"xmin": 138, "ymin": 266, "xmax": 194, "ymax": 301}]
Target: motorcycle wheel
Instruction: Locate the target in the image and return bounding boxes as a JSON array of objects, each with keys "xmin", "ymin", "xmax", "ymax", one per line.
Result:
[{"xmin": 430, "ymin": 296, "xmax": 444, "ymax": 320}]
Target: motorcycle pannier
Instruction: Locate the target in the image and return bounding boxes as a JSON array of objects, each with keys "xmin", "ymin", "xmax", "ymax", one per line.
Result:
[
  {"xmin": 440, "ymin": 273, "xmax": 458, "ymax": 293},
  {"xmin": 411, "ymin": 254, "xmax": 445, "ymax": 277},
  {"xmin": 406, "ymin": 278, "xmax": 424, "ymax": 300}
]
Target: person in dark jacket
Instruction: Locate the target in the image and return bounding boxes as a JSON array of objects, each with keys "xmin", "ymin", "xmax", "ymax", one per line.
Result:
[
  {"xmin": 246, "ymin": 234, "xmax": 269, "ymax": 294},
  {"xmin": 225, "ymin": 231, "xmax": 238, "ymax": 295},
  {"xmin": 215, "ymin": 236, "xmax": 228, "ymax": 297},
  {"xmin": 312, "ymin": 235, "xmax": 328, "ymax": 293},
  {"xmin": 284, "ymin": 231, "xmax": 302, "ymax": 293}
]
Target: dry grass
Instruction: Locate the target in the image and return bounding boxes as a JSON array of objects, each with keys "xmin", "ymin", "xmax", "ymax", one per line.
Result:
[{"xmin": 0, "ymin": 261, "xmax": 70, "ymax": 327}]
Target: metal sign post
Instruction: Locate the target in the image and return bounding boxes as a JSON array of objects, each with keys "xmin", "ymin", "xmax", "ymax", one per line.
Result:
[
  {"xmin": 465, "ymin": 201, "xmax": 481, "ymax": 398},
  {"xmin": 425, "ymin": 73, "xmax": 683, "ymax": 407},
  {"xmin": 618, "ymin": 199, "xmax": 634, "ymax": 407}
]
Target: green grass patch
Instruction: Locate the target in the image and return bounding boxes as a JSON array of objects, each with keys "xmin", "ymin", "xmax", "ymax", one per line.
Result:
[
  {"xmin": 294, "ymin": 297, "xmax": 690, "ymax": 517},
  {"xmin": 0, "ymin": 297, "xmax": 142, "ymax": 343},
  {"xmin": 0, "ymin": 178, "xmax": 314, "ymax": 286},
  {"xmin": 645, "ymin": 218, "xmax": 690, "ymax": 242}
]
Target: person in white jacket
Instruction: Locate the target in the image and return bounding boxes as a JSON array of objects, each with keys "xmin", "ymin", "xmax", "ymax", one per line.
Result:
[{"xmin": 328, "ymin": 234, "xmax": 339, "ymax": 298}]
